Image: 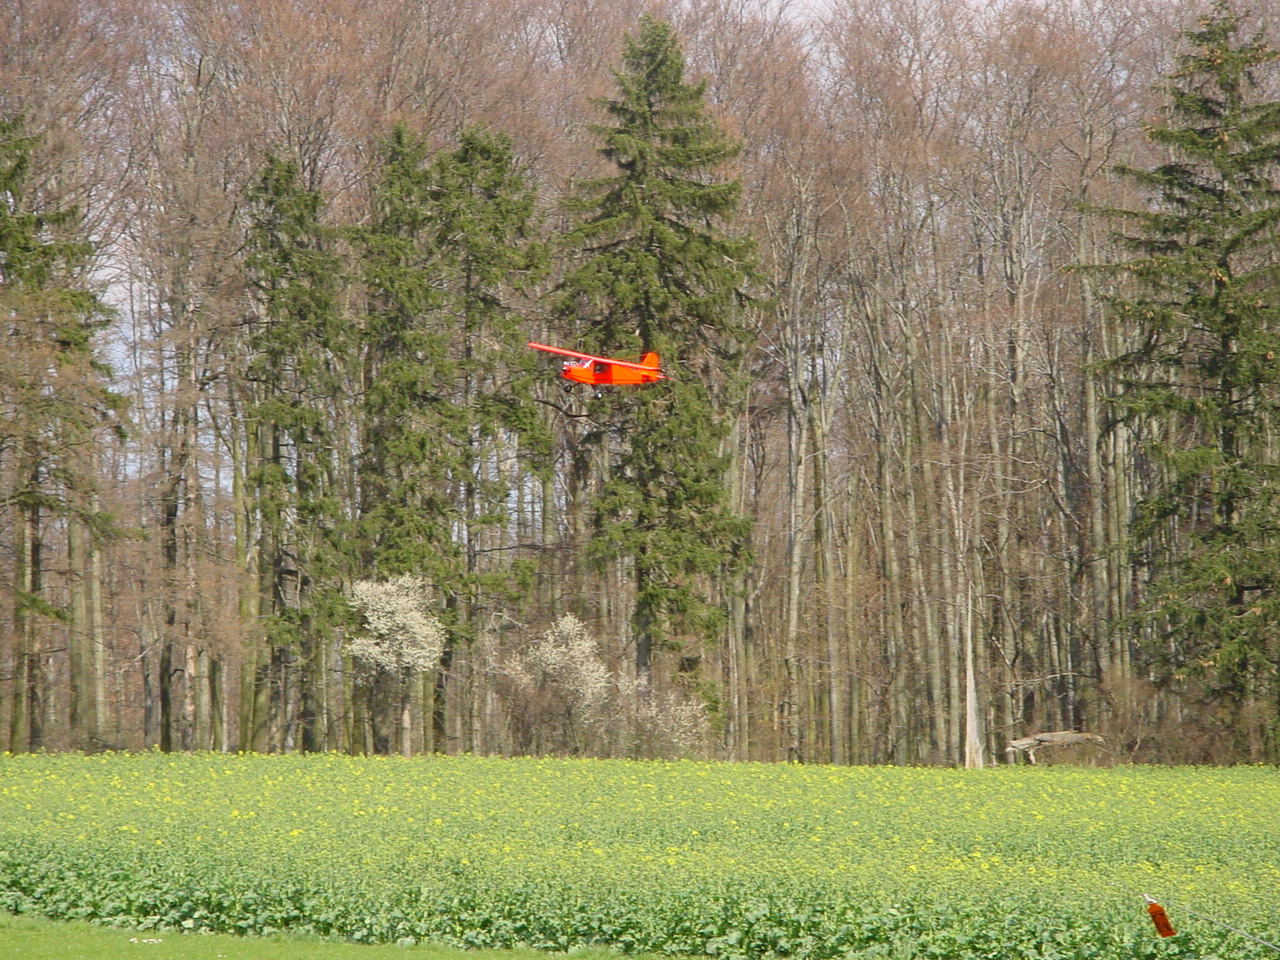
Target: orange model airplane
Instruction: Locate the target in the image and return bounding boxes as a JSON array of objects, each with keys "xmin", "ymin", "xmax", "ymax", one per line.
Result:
[{"xmin": 528, "ymin": 342, "xmax": 665, "ymax": 387}]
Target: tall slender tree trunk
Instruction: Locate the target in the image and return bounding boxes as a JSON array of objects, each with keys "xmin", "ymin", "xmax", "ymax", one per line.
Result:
[
  {"xmin": 963, "ymin": 581, "xmax": 984, "ymax": 767},
  {"xmin": 812, "ymin": 400, "xmax": 846, "ymax": 764},
  {"xmin": 90, "ymin": 493, "xmax": 109, "ymax": 745},
  {"xmin": 68, "ymin": 516, "xmax": 98, "ymax": 751},
  {"xmin": 879, "ymin": 429, "xmax": 909, "ymax": 765},
  {"xmin": 783, "ymin": 369, "xmax": 809, "ymax": 762},
  {"xmin": 725, "ymin": 414, "xmax": 751, "ymax": 761},
  {"xmin": 11, "ymin": 459, "xmax": 42, "ymax": 752},
  {"xmin": 234, "ymin": 409, "xmax": 270, "ymax": 753}
]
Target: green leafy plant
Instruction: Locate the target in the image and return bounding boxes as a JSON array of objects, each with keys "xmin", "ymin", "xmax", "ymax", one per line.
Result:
[{"xmin": 0, "ymin": 754, "xmax": 1276, "ymax": 957}]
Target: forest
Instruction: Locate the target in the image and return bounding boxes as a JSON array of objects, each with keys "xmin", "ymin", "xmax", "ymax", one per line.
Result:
[{"xmin": 4, "ymin": 0, "xmax": 1280, "ymax": 765}]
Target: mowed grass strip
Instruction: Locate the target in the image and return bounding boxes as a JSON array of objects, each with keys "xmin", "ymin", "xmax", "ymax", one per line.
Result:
[
  {"xmin": 1, "ymin": 753, "xmax": 1277, "ymax": 958},
  {"xmin": 0, "ymin": 913, "xmax": 639, "ymax": 960}
]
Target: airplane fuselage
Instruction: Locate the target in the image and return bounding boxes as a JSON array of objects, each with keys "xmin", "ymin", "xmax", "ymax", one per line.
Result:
[{"xmin": 560, "ymin": 359, "xmax": 661, "ymax": 386}]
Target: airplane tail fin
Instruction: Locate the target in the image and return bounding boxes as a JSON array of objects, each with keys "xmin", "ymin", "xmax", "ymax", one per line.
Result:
[{"xmin": 642, "ymin": 351, "xmax": 660, "ymax": 369}]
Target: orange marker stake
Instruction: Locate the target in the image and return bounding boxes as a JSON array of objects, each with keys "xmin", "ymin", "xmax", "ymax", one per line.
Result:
[{"xmin": 1145, "ymin": 897, "xmax": 1177, "ymax": 938}]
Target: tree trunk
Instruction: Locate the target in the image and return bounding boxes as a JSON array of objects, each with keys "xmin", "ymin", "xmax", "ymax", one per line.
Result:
[
  {"xmin": 67, "ymin": 515, "xmax": 97, "ymax": 751},
  {"xmin": 10, "ymin": 464, "xmax": 42, "ymax": 752},
  {"xmin": 812, "ymin": 400, "xmax": 846, "ymax": 765}
]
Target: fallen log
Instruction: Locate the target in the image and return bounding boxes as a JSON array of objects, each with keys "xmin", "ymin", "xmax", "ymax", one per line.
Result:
[{"xmin": 1005, "ymin": 730, "xmax": 1105, "ymax": 763}]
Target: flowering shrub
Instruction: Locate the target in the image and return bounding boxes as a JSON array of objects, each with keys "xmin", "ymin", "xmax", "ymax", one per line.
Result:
[
  {"xmin": 520, "ymin": 615, "xmax": 613, "ymax": 711},
  {"xmin": 506, "ymin": 615, "xmax": 708, "ymax": 756},
  {"xmin": 346, "ymin": 575, "xmax": 444, "ymax": 675}
]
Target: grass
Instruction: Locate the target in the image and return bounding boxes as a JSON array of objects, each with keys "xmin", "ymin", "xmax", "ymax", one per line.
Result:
[{"xmin": 0, "ymin": 914, "xmax": 634, "ymax": 960}]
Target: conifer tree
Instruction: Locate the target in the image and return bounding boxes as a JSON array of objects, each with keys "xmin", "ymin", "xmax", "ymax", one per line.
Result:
[
  {"xmin": 357, "ymin": 124, "xmax": 544, "ymax": 752},
  {"xmin": 0, "ymin": 114, "xmax": 124, "ymax": 751},
  {"xmin": 555, "ymin": 15, "xmax": 759, "ymax": 692},
  {"xmin": 358, "ymin": 126, "xmax": 454, "ymax": 583},
  {"xmin": 358, "ymin": 124, "xmax": 544, "ymax": 593},
  {"xmin": 242, "ymin": 155, "xmax": 351, "ymax": 751},
  {"xmin": 420, "ymin": 125, "xmax": 548, "ymax": 599},
  {"xmin": 1098, "ymin": 0, "xmax": 1280, "ymax": 749}
]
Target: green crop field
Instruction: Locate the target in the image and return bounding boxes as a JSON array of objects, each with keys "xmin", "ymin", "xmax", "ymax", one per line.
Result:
[{"xmin": 0, "ymin": 753, "xmax": 1276, "ymax": 959}]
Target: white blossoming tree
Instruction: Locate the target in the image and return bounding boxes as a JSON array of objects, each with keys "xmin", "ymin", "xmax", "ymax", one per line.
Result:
[{"xmin": 347, "ymin": 575, "xmax": 445, "ymax": 755}]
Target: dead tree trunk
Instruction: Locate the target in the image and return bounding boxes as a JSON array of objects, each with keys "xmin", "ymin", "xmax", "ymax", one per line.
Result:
[{"xmin": 1006, "ymin": 730, "xmax": 1105, "ymax": 764}]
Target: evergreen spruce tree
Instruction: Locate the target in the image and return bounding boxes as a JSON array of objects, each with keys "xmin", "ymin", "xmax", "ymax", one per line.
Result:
[
  {"xmin": 420, "ymin": 125, "xmax": 548, "ymax": 597},
  {"xmin": 555, "ymin": 15, "xmax": 759, "ymax": 692},
  {"xmin": 0, "ymin": 114, "xmax": 125, "ymax": 751},
  {"xmin": 1098, "ymin": 0, "xmax": 1280, "ymax": 752},
  {"xmin": 358, "ymin": 125, "xmax": 456, "ymax": 583},
  {"xmin": 242, "ymin": 154, "xmax": 351, "ymax": 751},
  {"xmin": 358, "ymin": 124, "xmax": 544, "ymax": 592},
  {"xmin": 357, "ymin": 124, "xmax": 544, "ymax": 752}
]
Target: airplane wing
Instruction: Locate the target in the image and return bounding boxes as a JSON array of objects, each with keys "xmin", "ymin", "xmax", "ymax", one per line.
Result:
[
  {"xmin": 527, "ymin": 342, "xmax": 662, "ymax": 373},
  {"xmin": 528, "ymin": 342, "xmax": 601, "ymax": 362}
]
